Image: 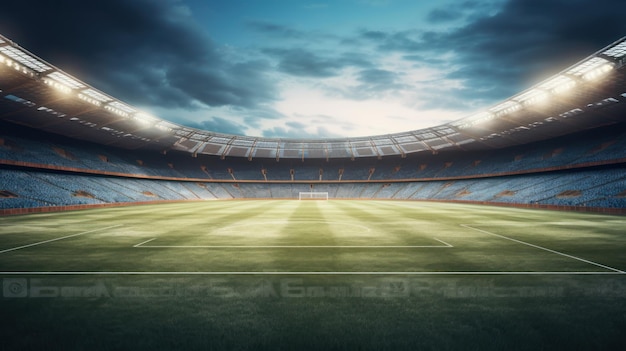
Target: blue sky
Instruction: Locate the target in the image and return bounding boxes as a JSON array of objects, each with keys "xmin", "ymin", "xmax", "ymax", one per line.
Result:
[{"xmin": 2, "ymin": 0, "xmax": 625, "ymax": 138}]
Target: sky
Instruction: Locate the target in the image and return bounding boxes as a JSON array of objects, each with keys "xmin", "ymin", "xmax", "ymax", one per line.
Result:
[{"xmin": 1, "ymin": 0, "xmax": 625, "ymax": 138}]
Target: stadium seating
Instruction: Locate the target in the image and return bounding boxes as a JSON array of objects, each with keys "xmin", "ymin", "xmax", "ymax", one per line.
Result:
[{"xmin": 1, "ymin": 120, "xmax": 625, "ymax": 212}]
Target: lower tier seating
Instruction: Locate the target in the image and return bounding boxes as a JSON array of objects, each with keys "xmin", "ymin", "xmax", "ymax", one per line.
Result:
[{"xmin": 2, "ymin": 166, "xmax": 624, "ymax": 210}]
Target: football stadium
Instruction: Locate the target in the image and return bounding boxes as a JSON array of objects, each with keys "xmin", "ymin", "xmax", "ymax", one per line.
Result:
[{"xmin": 1, "ymin": 29, "xmax": 626, "ymax": 350}]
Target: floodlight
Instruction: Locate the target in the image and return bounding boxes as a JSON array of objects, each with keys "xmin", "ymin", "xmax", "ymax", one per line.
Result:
[
  {"xmin": 104, "ymin": 106, "xmax": 129, "ymax": 118},
  {"xmin": 539, "ymin": 75, "xmax": 576, "ymax": 94},
  {"xmin": 133, "ymin": 113, "xmax": 158, "ymax": 126},
  {"xmin": 567, "ymin": 57, "xmax": 614, "ymax": 81},
  {"xmin": 513, "ymin": 88, "xmax": 548, "ymax": 105},
  {"xmin": 43, "ymin": 78, "xmax": 72, "ymax": 94},
  {"xmin": 582, "ymin": 63, "xmax": 613, "ymax": 81},
  {"xmin": 77, "ymin": 93, "xmax": 102, "ymax": 106},
  {"xmin": 155, "ymin": 121, "xmax": 176, "ymax": 132},
  {"xmin": 46, "ymin": 71, "xmax": 85, "ymax": 89},
  {"xmin": 80, "ymin": 88, "xmax": 112, "ymax": 103},
  {"xmin": 457, "ymin": 111, "xmax": 494, "ymax": 129},
  {"xmin": 0, "ymin": 46, "xmax": 51, "ymax": 72},
  {"xmin": 602, "ymin": 40, "xmax": 626, "ymax": 58},
  {"xmin": 108, "ymin": 101, "xmax": 136, "ymax": 114},
  {"xmin": 490, "ymin": 100, "xmax": 521, "ymax": 116}
]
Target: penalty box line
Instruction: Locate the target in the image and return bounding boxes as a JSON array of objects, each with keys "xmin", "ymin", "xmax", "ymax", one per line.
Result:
[
  {"xmin": 0, "ymin": 224, "xmax": 123, "ymax": 255},
  {"xmin": 133, "ymin": 237, "xmax": 453, "ymax": 248},
  {"xmin": 460, "ymin": 224, "xmax": 625, "ymax": 274}
]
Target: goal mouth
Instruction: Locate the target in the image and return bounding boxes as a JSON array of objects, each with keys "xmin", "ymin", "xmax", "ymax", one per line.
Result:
[{"xmin": 298, "ymin": 192, "xmax": 329, "ymax": 200}]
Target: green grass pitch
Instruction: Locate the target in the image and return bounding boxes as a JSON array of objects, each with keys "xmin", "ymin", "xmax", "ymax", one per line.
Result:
[{"xmin": 1, "ymin": 200, "xmax": 625, "ymax": 350}]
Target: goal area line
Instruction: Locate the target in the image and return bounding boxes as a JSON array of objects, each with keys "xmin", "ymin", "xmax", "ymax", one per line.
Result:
[{"xmin": 132, "ymin": 237, "xmax": 453, "ymax": 248}]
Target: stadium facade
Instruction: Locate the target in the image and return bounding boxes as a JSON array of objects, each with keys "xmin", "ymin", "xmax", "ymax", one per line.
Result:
[{"xmin": 1, "ymin": 33, "xmax": 625, "ymax": 215}]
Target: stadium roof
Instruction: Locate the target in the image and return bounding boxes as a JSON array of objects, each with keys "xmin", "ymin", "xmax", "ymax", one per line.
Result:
[{"xmin": 1, "ymin": 33, "xmax": 626, "ymax": 160}]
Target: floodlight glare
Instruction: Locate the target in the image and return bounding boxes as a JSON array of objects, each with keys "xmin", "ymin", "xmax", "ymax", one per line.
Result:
[
  {"xmin": 458, "ymin": 111, "xmax": 494, "ymax": 129},
  {"xmin": 582, "ymin": 63, "xmax": 614, "ymax": 81},
  {"xmin": 513, "ymin": 88, "xmax": 548, "ymax": 106},
  {"xmin": 43, "ymin": 78, "xmax": 72, "ymax": 94},
  {"xmin": 46, "ymin": 71, "xmax": 85, "ymax": 90},
  {"xmin": 490, "ymin": 100, "xmax": 521, "ymax": 116},
  {"xmin": 80, "ymin": 88, "xmax": 112, "ymax": 103},
  {"xmin": 104, "ymin": 105, "xmax": 129, "ymax": 118},
  {"xmin": 0, "ymin": 46, "xmax": 51, "ymax": 72},
  {"xmin": 133, "ymin": 113, "xmax": 158, "ymax": 126},
  {"xmin": 78, "ymin": 93, "xmax": 102, "ymax": 106},
  {"xmin": 567, "ymin": 57, "xmax": 613, "ymax": 80},
  {"xmin": 539, "ymin": 75, "xmax": 577, "ymax": 95}
]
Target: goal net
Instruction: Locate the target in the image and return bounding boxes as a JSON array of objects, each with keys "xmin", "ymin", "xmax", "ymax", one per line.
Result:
[{"xmin": 298, "ymin": 191, "xmax": 329, "ymax": 200}]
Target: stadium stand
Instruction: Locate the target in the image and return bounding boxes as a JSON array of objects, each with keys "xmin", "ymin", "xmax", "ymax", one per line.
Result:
[
  {"xmin": 1, "ymin": 32, "xmax": 626, "ymax": 215},
  {"xmin": 2, "ymin": 119, "xmax": 626, "ymax": 214}
]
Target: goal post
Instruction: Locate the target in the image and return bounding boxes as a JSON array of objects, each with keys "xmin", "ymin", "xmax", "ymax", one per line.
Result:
[{"xmin": 298, "ymin": 191, "xmax": 329, "ymax": 200}]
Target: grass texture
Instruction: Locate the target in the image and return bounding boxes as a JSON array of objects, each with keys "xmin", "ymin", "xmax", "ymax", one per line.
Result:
[{"xmin": 1, "ymin": 200, "xmax": 625, "ymax": 350}]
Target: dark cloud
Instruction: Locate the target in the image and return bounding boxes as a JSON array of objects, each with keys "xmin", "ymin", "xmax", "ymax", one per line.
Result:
[
  {"xmin": 438, "ymin": 0, "xmax": 626, "ymax": 96},
  {"xmin": 3, "ymin": 0, "xmax": 624, "ymax": 138},
  {"xmin": 357, "ymin": 69, "xmax": 398, "ymax": 85},
  {"xmin": 426, "ymin": 9, "xmax": 463, "ymax": 23},
  {"xmin": 401, "ymin": 54, "xmax": 447, "ymax": 66},
  {"xmin": 0, "ymin": 0, "xmax": 278, "ymax": 112},
  {"xmin": 360, "ymin": 30, "xmax": 389, "ymax": 41},
  {"xmin": 246, "ymin": 21, "xmax": 306, "ymax": 39},
  {"xmin": 263, "ymin": 48, "xmax": 349, "ymax": 77},
  {"xmin": 188, "ymin": 117, "xmax": 249, "ymax": 136},
  {"xmin": 361, "ymin": 0, "xmax": 626, "ymax": 108},
  {"xmin": 168, "ymin": 59, "xmax": 275, "ymax": 108},
  {"xmin": 349, "ymin": 69, "xmax": 409, "ymax": 99},
  {"xmin": 428, "ymin": 0, "xmax": 500, "ymax": 23},
  {"xmin": 373, "ymin": 30, "xmax": 423, "ymax": 52}
]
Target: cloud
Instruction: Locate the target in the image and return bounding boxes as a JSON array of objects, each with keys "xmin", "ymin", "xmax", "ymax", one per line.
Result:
[
  {"xmin": 0, "ymin": 0, "xmax": 278, "ymax": 111},
  {"xmin": 435, "ymin": 0, "xmax": 626, "ymax": 95},
  {"xmin": 262, "ymin": 125, "xmax": 343, "ymax": 139},
  {"xmin": 426, "ymin": 9, "xmax": 464, "ymax": 23},
  {"xmin": 339, "ymin": 68, "xmax": 410, "ymax": 100},
  {"xmin": 193, "ymin": 117, "xmax": 249, "ymax": 136},
  {"xmin": 427, "ymin": 0, "xmax": 502, "ymax": 23},
  {"xmin": 359, "ymin": 0, "xmax": 626, "ymax": 108},
  {"xmin": 263, "ymin": 48, "xmax": 350, "ymax": 78},
  {"xmin": 3, "ymin": 0, "xmax": 623, "ymax": 139},
  {"xmin": 246, "ymin": 21, "xmax": 306, "ymax": 39}
]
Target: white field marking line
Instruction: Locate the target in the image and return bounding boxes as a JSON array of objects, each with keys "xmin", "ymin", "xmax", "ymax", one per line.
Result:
[
  {"xmin": 0, "ymin": 224, "xmax": 123, "ymax": 255},
  {"xmin": 133, "ymin": 238, "xmax": 157, "ymax": 247},
  {"xmin": 461, "ymin": 224, "xmax": 625, "ymax": 274},
  {"xmin": 132, "ymin": 237, "xmax": 452, "ymax": 249},
  {"xmin": 434, "ymin": 238, "xmax": 453, "ymax": 247},
  {"xmin": 0, "ymin": 271, "xmax": 622, "ymax": 276}
]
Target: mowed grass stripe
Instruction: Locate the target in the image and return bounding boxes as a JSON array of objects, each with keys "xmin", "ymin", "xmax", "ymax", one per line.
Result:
[
  {"xmin": 127, "ymin": 200, "xmax": 291, "ymax": 247},
  {"xmin": 329, "ymin": 200, "xmax": 457, "ymax": 246},
  {"xmin": 0, "ymin": 200, "xmax": 623, "ymax": 273}
]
